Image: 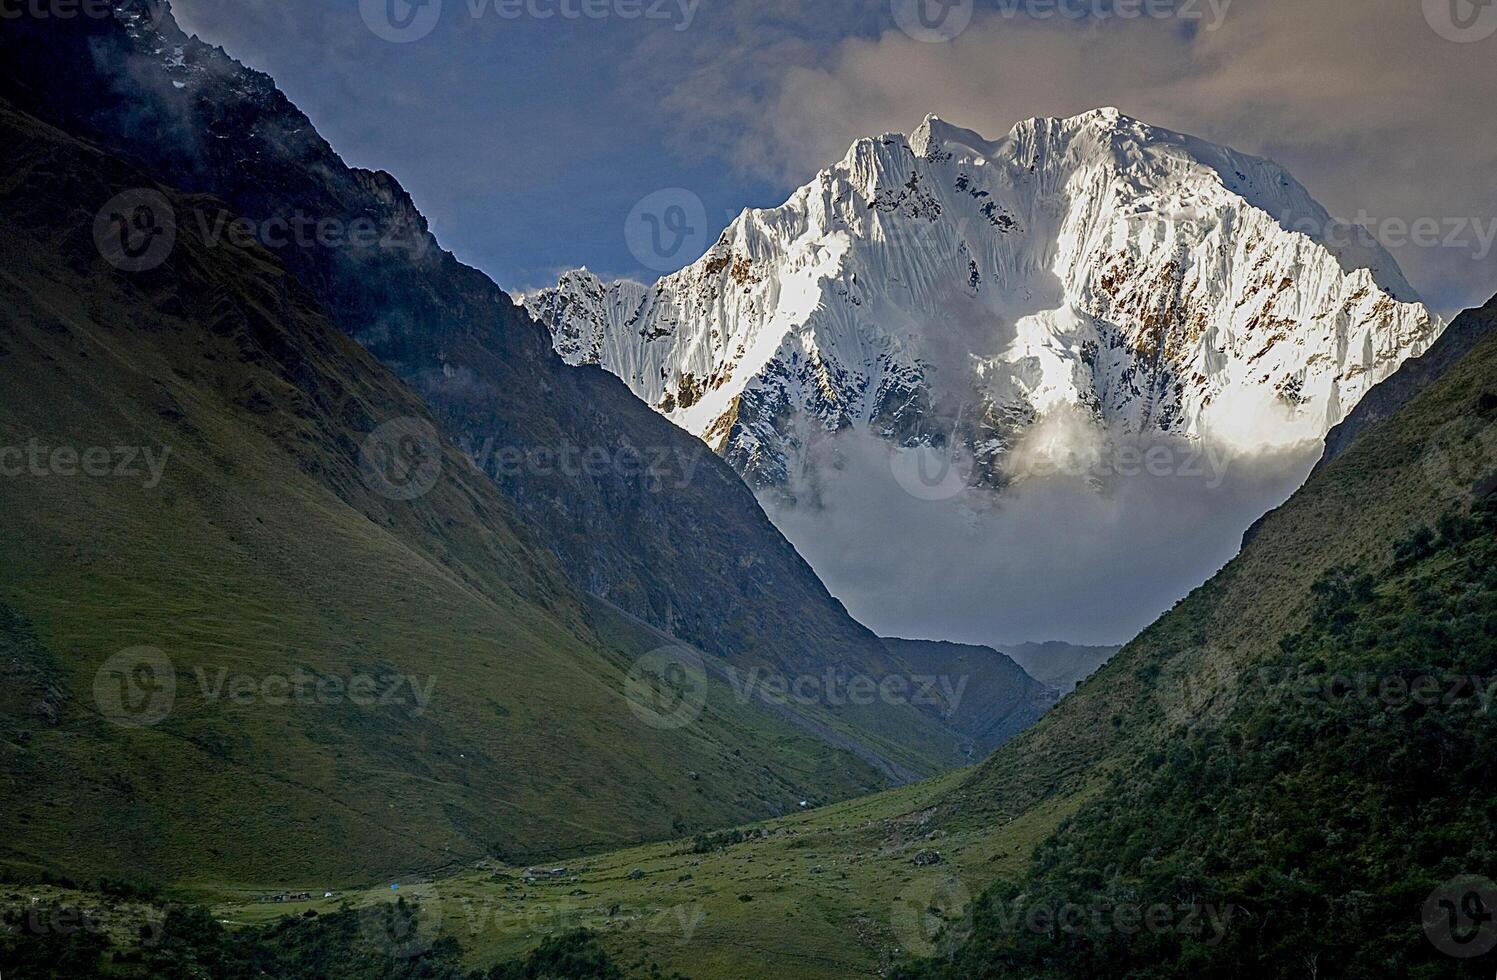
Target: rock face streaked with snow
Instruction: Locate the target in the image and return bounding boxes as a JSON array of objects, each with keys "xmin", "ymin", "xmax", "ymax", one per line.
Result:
[{"xmin": 524, "ymin": 110, "xmax": 1442, "ymax": 495}]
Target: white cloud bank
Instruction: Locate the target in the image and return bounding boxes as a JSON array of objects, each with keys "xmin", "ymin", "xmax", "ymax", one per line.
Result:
[{"xmin": 764, "ymin": 427, "xmax": 1319, "ymax": 646}]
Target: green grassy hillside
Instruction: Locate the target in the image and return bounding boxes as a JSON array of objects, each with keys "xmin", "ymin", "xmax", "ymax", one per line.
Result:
[
  {"xmin": 904, "ymin": 491, "xmax": 1497, "ymax": 978},
  {"xmin": 0, "ymin": 101, "xmax": 896, "ymax": 889}
]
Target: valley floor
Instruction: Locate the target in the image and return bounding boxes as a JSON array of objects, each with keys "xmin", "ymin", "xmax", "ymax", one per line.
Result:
[{"xmin": 191, "ymin": 769, "xmax": 1088, "ymax": 979}]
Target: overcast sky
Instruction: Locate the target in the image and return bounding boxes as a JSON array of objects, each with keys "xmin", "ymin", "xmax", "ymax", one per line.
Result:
[{"xmin": 173, "ymin": 0, "xmax": 1495, "ymax": 315}]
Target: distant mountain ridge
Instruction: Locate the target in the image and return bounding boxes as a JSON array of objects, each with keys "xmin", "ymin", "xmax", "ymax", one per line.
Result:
[{"xmin": 1000, "ymin": 640, "xmax": 1123, "ymax": 694}]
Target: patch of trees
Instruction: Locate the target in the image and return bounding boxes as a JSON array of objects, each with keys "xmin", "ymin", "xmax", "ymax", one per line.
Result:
[{"xmin": 897, "ymin": 495, "xmax": 1497, "ymax": 979}]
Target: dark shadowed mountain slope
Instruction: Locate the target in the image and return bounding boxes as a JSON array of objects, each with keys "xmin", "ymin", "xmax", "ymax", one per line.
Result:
[
  {"xmin": 0, "ymin": 1, "xmax": 977, "ymax": 769},
  {"xmin": 0, "ymin": 100, "xmax": 911, "ymax": 886},
  {"xmin": 880, "ymin": 638, "xmax": 1057, "ymax": 759}
]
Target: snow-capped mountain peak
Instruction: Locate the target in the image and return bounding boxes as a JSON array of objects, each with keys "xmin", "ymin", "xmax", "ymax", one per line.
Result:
[{"xmin": 525, "ymin": 109, "xmax": 1441, "ymax": 491}]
